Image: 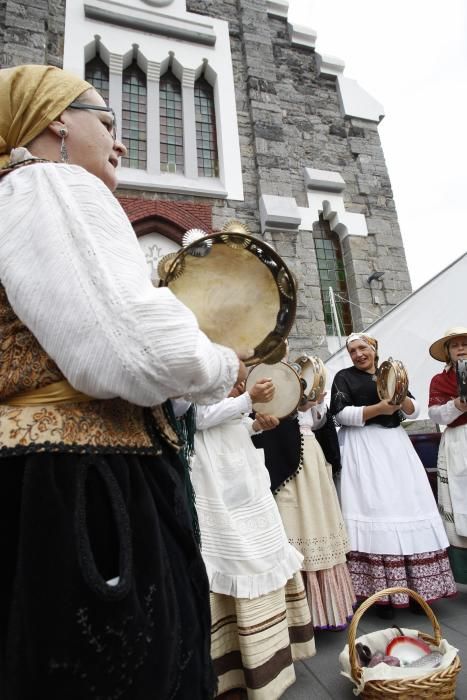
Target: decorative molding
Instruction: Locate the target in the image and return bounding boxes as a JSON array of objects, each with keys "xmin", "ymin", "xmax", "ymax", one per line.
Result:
[
  {"xmin": 304, "ymin": 168, "xmax": 345, "ymax": 193},
  {"xmin": 259, "ymin": 194, "xmax": 301, "ymax": 233},
  {"xmin": 337, "ymin": 75, "xmax": 384, "ymax": 123},
  {"xmin": 315, "ymin": 52, "xmax": 345, "ymax": 78},
  {"xmin": 84, "ymin": 0, "xmax": 217, "ymax": 46},
  {"xmin": 181, "ymin": 66, "xmax": 196, "ymax": 88},
  {"xmin": 287, "ymin": 21, "xmax": 317, "ymax": 50},
  {"xmin": 140, "ymin": 0, "xmax": 173, "ymax": 6},
  {"xmin": 108, "ymin": 52, "xmax": 123, "ymax": 74},
  {"xmin": 118, "ymin": 169, "xmax": 228, "ymax": 198},
  {"xmin": 300, "ymin": 169, "xmax": 368, "ymax": 241},
  {"xmin": 266, "ymin": 0, "xmax": 289, "ymax": 19},
  {"xmin": 145, "ymin": 60, "xmax": 161, "ymax": 82}
]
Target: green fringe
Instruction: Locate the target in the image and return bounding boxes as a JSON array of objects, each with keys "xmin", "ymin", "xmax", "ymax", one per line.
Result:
[{"xmin": 164, "ymin": 401, "xmax": 201, "ymax": 547}]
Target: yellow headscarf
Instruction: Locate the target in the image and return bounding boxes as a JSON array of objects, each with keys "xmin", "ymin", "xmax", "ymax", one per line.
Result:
[{"xmin": 0, "ymin": 64, "xmax": 92, "ymax": 168}]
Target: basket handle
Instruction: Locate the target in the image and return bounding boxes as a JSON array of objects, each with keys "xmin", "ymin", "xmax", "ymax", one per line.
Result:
[{"xmin": 348, "ymin": 587, "xmax": 442, "ymax": 683}]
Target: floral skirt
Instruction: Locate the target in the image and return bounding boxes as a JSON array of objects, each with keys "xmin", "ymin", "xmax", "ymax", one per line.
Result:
[{"xmin": 347, "ymin": 549, "xmax": 457, "ymax": 607}]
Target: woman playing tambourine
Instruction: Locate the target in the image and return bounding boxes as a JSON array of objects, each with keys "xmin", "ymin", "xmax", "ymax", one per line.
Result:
[
  {"xmin": 330, "ymin": 332, "xmax": 456, "ymax": 617},
  {"xmin": 428, "ymin": 326, "xmax": 467, "ymax": 591}
]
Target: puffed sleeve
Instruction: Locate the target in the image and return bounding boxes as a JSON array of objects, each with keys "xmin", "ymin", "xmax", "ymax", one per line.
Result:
[{"xmin": 0, "ymin": 163, "xmax": 238, "ymax": 405}]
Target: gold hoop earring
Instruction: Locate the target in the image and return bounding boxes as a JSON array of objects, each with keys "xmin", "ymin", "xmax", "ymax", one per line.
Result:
[{"xmin": 59, "ymin": 127, "xmax": 69, "ymax": 163}]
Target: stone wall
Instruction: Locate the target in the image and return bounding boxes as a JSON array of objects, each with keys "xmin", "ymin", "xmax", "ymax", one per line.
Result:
[{"xmin": 0, "ymin": 0, "xmax": 64, "ymax": 68}]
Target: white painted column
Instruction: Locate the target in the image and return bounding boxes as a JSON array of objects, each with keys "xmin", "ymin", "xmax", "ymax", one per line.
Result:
[
  {"xmin": 181, "ymin": 67, "xmax": 197, "ymax": 179},
  {"xmin": 146, "ymin": 60, "xmax": 161, "ymax": 175},
  {"xmin": 108, "ymin": 53, "xmax": 123, "ymax": 141}
]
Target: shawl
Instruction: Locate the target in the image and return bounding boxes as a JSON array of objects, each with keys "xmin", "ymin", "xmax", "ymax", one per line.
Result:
[
  {"xmin": 330, "ymin": 366, "xmax": 413, "ymax": 428},
  {"xmin": 251, "ymin": 415, "xmax": 302, "ymax": 492}
]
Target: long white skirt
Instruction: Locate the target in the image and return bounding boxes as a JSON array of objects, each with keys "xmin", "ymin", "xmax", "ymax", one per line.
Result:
[
  {"xmin": 437, "ymin": 423, "xmax": 467, "ymax": 586},
  {"xmin": 339, "ymin": 424, "xmax": 449, "ymax": 555}
]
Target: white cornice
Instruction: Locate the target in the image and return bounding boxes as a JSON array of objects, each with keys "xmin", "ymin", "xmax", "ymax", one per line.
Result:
[
  {"xmin": 337, "ymin": 75, "xmax": 384, "ymax": 123},
  {"xmin": 259, "ymin": 194, "xmax": 301, "ymax": 233},
  {"xmin": 304, "ymin": 168, "xmax": 345, "ymax": 193},
  {"xmin": 266, "ymin": 0, "xmax": 289, "ymax": 19},
  {"xmin": 315, "ymin": 52, "xmax": 345, "ymax": 78},
  {"xmin": 287, "ymin": 21, "xmax": 317, "ymax": 49},
  {"xmin": 84, "ymin": 0, "xmax": 216, "ymax": 45}
]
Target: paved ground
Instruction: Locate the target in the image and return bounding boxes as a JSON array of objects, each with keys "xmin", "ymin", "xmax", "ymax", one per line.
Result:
[{"xmin": 283, "ymin": 593, "xmax": 466, "ymax": 699}]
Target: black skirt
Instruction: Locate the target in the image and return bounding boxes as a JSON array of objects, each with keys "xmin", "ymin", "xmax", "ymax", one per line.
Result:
[{"xmin": 0, "ymin": 448, "xmax": 216, "ymax": 700}]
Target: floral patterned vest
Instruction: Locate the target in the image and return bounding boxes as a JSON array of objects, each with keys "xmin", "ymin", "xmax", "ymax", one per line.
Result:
[{"xmin": 0, "ymin": 284, "xmax": 179, "ymax": 456}]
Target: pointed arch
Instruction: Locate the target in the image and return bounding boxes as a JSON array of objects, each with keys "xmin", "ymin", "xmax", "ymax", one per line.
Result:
[
  {"xmin": 313, "ymin": 215, "xmax": 353, "ymax": 335},
  {"xmin": 159, "ymin": 68, "xmax": 184, "ymax": 174},
  {"xmin": 122, "ymin": 60, "xmax": 147, "ymax": 169}
]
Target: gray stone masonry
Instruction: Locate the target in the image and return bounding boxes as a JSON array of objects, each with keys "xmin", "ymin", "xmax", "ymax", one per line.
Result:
[{"xmin": 0, "ymin": 0, "xmax": 65, "ymax": 68}]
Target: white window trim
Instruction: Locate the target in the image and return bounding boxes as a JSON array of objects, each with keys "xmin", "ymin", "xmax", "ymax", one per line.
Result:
[{"xmin": 64, "ymin": 0, "xmax": 243, "ymax": 200}]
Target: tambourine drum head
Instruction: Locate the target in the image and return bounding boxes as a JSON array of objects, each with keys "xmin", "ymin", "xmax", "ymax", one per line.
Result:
[
  {"xmin": 377, "ymin": 359, "xmax": 408, "ymax": 404},
  {"xmin": 386, "ymin": 366, "xmax": 396, "ymax": 399},
  {"xmin": 295, "ymin": 355, "xmax": 326, "ymax": 400},
  {"xmin": 246, "ymin": 362, "xmax": 301, "ymax": 419},
  {"xmin": 165, "ymin": 233, "xmax": 296, "ymax": 365}
]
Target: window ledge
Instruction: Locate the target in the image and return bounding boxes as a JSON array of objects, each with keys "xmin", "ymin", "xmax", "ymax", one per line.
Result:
[{"xmin": 117, "ymin": 168, "xmax": 228, "ymax": 197}]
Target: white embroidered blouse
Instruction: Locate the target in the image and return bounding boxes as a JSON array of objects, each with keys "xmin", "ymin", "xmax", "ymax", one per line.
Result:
[{"xmin": 0, "ymin": 157, "xmax": 238, "ymax": 406}]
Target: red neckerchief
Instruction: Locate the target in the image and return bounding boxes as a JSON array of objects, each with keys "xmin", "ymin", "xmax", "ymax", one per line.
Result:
[{"xmin": 429, "ymin": 367, "xmax": 467, "ymax": 428}]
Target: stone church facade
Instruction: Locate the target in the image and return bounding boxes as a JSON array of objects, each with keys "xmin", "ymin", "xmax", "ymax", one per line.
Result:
[{"xmin": 0, "ymin": 0, "xmax": 412, "ymax": 358}]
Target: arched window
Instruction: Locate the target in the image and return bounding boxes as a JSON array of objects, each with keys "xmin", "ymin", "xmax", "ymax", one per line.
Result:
[
  {"xmin": 159, "ymin": 70, "xmax": 184, "ymax": 174},
  {"xmin": 194, "ymin": 77, "xmax": 218, "ymax": 177},
  {"xmin": 85, "ymin": 56, "xmax": 109, "ymax": 104},
  {"xmin": 313, "ymin": 216, "xmax": 352, "ymax": 335},
  {"xmin": 122, "ymin": 61, "xmax": 147, "ymax": 169}
]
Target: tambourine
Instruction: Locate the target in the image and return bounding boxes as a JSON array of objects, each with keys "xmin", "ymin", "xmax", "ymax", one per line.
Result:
[
  {"xmin": 376, "ymin": 357, "xmax": 409, "ymax": 405},
  {"xmin": 161, "ymin": 232, "xmax": 296, "ymax": 366},
  {"xmin": 290, "ymin": 354, "xmax": 327, "ymax": 403},
  {"xmin": 246, "ymin": 361, "xmax": 302, "ymax": 419},
  {"xmin": 456, "ymin": 359, "xmax": 467, "ymax": 403}
]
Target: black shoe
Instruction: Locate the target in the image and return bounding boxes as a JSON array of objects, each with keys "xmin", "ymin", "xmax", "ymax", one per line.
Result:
[{"xmin": 376, "ymin": 605, "xmax": 395, "ymax": 620}]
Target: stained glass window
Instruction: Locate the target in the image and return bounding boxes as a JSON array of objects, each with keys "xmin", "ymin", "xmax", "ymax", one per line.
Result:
[
  {"xmin": 160, "ymin": 70, "xmax": 184, "ymax": 174},
  {"xmin": 121, "ymin": 61, "xmax": 147, "ymax": 169},
  {"xmin": 195, "ymin": 77, "xmax": 218, "ymax": 177},
  {"xmin": 313, "ymin": 216, "xmax": 352, "ymax": 335},
  {"xmin": 85, "ymin": 56, "xmax": 109, "ymax": 104}
]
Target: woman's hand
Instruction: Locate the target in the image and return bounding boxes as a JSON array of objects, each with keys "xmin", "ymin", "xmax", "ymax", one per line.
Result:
[
  {"xmin": 298, "ymin": 391, "xmax": 326, "ymax": 413},
  {"xmin": 248, "ymin": 378, "xmax": 275, "ymax": 403},
  {"xmin": 253, "ymin": 413, "xmax": 280, "ymax": 432},
  {"xmin": 362, "ymin": 399, "xmax": 401, "ymax": 421},
  {"xmin": 378, "ymin": 399, "xmax": 403, "ymax": 415}
]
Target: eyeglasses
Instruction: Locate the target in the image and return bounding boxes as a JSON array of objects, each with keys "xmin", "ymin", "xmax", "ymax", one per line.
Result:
[{"xmin": 68, "ymin": 102, "xmax": 117, "ymax": 140}]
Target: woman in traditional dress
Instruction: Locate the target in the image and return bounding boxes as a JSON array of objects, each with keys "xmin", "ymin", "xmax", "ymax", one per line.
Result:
[
  {"xmin": 192, "ymin": 378, "xmax": 315, "ymax": 699},
  {"xmin": 254, "ymin": 391, "xmax": 356, "ymax": 630},
  {"xmin": 0, "ymin": 64, "xmax": 245, "ymax": 699},
  {"xmin": 330, "ymin": 332, "xmax": 456, "ymax": 616},
  {"xmin": 428, "ymin": 327, "xmax": 467, "ymax": 592}
]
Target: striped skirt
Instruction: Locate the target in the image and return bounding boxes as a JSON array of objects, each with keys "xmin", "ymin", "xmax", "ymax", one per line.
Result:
[{"xmin": 210, "ymin": 571, "xmax": 315, "ymax": 699}]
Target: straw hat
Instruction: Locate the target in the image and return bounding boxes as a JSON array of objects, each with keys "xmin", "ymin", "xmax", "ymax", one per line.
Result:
[{"xmin": 429, "ymin": 326, "xmax": 467, "ymax": 362}]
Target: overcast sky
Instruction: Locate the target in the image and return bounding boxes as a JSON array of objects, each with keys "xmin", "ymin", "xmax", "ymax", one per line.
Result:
[{"xmin": 288, "ymin": 0, "xmax": 467, "ymax": 290}]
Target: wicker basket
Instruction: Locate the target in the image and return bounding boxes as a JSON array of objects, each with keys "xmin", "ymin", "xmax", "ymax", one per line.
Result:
[{"xmin": 347, "ymin": 587, "xmax": 461, "ymax": 699}]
